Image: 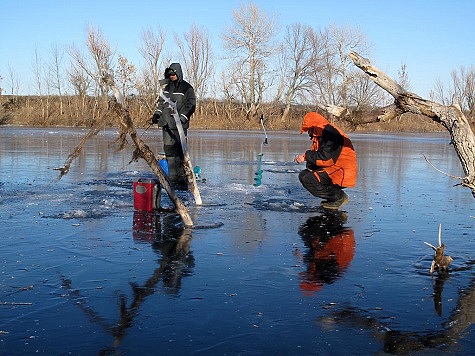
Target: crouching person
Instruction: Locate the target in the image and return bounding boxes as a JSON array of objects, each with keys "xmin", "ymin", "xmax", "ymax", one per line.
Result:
[{"xmin": 295, "ymin": 112, "xmax": 357, "ymax": 210}]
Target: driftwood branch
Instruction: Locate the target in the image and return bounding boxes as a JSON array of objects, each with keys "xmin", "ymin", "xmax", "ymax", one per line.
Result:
[
  {"xmin": 423, "ymin": 155, "xmax": 465, "ymax": 181},
  {"xmin": 102, "ymin": 73, "xmax": 193, "ymax": 227},
  {"xmin": 349, "ymin": 51, "xmax": 475, "ymax": 197},
  {"xmin": 55, "ymin": 126, "xmax": 103, "ymax": 179}
]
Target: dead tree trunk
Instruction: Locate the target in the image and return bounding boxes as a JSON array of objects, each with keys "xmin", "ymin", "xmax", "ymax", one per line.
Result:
[{"xmin": 349, "ymin": 51, "xmax": 475, "ymax": 197}]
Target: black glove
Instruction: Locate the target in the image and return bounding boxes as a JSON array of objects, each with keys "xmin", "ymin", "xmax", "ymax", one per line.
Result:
[{"xmin": 151, "ymin": 113, "xmax": 160, "ymax": 124}]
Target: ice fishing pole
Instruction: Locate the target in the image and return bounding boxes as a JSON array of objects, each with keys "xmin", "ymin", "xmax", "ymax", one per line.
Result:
[
  {"xmin": 139, "ymin": 121, "xmax": 153, "ymax": 139},
  {"xmin": 254, "ymin": 114, "xmax": 268, "ymax": 187}
]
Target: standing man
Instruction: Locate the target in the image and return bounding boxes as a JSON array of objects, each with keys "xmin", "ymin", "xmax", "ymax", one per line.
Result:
[
  {"xmin": 295, "ymin": 112, "xmax": 357, "ymax": 210},
  {"xmin": 151, "ymin": 63, "xmax": 196, "ymax": 189}
]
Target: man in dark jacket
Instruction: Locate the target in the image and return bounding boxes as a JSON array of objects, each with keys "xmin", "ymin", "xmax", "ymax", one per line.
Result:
[{"xmin": 151, "ymin": 63, "xmax": 196, "ymax": 188}]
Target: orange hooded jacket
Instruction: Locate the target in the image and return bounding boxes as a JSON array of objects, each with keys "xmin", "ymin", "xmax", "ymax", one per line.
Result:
[{"xmin": 300, "ymin": 112, "xmax": 357, "ymax": 188}]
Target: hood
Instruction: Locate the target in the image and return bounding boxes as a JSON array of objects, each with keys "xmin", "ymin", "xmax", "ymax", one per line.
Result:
[
  {"xmin": 165, "ymin": 62, "xmax": 184, "ymax": 82},
  {"xmin": 300, "ymin": 112, "xmax": 330, "ymax": 133}
]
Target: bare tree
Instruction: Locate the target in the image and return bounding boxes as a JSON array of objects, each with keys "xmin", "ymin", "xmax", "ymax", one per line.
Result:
[
  {"xmin": 432, "ymin": 67, "xmax": 475, "ymax": 120},
  {"xmin": 83, "ymin": 26, "xmax": 115, "ymax": 123},
  {"xmin": 432, "ymin": 77, "xmax": 452, "ymax": 106},
  {"xmin": 329, "ymin": 24, "xmax": 370, "ymax": 108},
  {"xmin": 7, "ymin": 64, "xmax": 20, "ymax": 98},
  {"xmin": 348, "ymin": 71, "xmax": 386, "ymax": 110},
  {"xmin": 277, "ymin": 23, "xmax": 314, "ymax": 123},
  {"xmin": 47, "ymin": 43, "xmax": 66, "ymax": 116},
  {"xmin": 32, "ymin": 48, "xmax": 46, "ymax": 120},
  {"xmin": 67, "ymin": 45, "xmax": 92, "ymax": 121},
  {"xmin": 85, "ymin": 25, "xmax": 115, "ymax": 96},
  {"xmin": 115, "ymin": 54, "xmax": 137, "ymax": 107},
  {"xmin": 137, "ymin": 27, "xmax": 167, "ymax": 114},
  {"xmin": 68, "ymin": 27, "xmax": 114, "ymax": 95},
  {"xmin": 221, "ymin": 1, "xmax": 277, "ymax": 120},
  {"xmin": 397, "ymin": 62, "xmax": 411, "ymax": 91},
  {"xmin": 451, "ymin": 66, "xmax": 475, "ymax": 118},
  {"xmin": 175, "ymin": 24, "xmax": 213, "ymax": 101},
  {"xmin": 309, "ymin": 28, "xmax": 339, "ymax": 107},
  {"xmin": 307, "ymin": 25, "xmax": 378, "ymax": 118},
  {"xmin": 66, "ymin": 26, "xmax": 115, "ymax": 124},
  {"xmin": 67, "ymin": 53, "xmax": 92, "ymax": 119}
]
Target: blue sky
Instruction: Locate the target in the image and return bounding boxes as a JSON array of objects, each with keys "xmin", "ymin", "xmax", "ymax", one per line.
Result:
[{"xmin": 1, "ymin": 0, "xmax": 474, "ymax": 98}]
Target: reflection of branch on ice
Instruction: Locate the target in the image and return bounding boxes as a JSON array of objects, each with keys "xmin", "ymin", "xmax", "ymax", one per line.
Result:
[
  {"xmin": 318, "ymin": 277, "xmax": 475, "ymax": 354},
  {"xmin": 432, "ymin": 272, "xmax": 450, "ymax": 317},
  {"xmin": 59, "ymin": 218, "xmax": 194, "ymax": 353},
  {"xmin": 113, "ymin": 225, "xmax": 193, "ymax": 348}
]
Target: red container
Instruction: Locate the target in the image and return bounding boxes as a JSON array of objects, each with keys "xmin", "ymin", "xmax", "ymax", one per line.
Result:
[{"xmin": 133, "ymin": 178, "xmax": 159, "ymax": 211}]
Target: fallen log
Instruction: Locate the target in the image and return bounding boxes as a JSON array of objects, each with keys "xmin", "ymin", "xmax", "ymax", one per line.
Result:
[{"xmin": 349, "ymin": 51, "xmax": 475, "ymax": 197}]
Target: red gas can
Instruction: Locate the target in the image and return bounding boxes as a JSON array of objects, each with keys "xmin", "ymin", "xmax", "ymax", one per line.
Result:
[{"xmin": 133, "ymin": 178, "xmax": 160, "ymax": 211}]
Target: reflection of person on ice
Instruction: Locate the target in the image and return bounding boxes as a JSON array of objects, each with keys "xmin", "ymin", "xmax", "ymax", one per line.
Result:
[
  {"xmin": 151, "ymin": 63, "xmax": 196, "ymax": 189},
  {"xmin": 297, "ymin": 212, "xmax": 355, "ymax": 295},
  {"xmin": 295, "ymin": 112, "xmax": 357, "ymax": 210}
]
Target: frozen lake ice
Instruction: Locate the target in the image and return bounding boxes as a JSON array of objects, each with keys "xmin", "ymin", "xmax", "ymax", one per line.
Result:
[{"xmin": 0, "ymin": 126, "xmax": 474, "ymax": 354}]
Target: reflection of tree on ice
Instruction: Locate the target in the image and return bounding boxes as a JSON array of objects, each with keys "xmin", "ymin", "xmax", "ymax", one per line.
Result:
[
  {"xmin": 61, "ymin": 212, "xmax": 194, "ymax": 352},
  {"xmin": 318, "ymin": 277, "xmax": 475, "ymax": 354}
]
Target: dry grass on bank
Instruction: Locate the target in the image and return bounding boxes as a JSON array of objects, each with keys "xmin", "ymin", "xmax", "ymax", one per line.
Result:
[{"xmin": 0, "ymin": 95, "xmax": 465, "ymax": 133}]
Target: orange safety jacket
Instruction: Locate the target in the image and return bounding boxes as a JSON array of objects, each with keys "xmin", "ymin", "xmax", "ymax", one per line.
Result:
[{"xmin": 300, "ymin": 112, "xmax": 357, "ymax": 188}]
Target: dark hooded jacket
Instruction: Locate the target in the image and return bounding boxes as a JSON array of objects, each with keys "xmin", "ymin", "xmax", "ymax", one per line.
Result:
[{"xmin": 155, "ymin": 63, "xmax": 196, "ymax": 130}]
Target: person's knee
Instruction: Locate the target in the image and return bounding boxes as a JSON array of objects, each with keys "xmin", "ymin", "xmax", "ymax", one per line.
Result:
[{"xmin": 299, "ymin": 170, "xmax": 314, "ymax": 185}]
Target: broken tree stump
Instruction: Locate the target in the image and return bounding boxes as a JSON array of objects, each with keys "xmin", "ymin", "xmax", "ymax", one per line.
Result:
[{"xmin": 424, "ymin": 224, "xmax": 453, "ymax": 273}]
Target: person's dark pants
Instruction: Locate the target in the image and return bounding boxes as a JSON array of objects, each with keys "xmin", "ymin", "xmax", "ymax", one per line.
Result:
[
  {"xmin": 299, "ymin": 169, "xmax": 345, "ymax": 202},
  {"xmin": 162, "ymin": 128, "xmax": 186, "ymax": 184}
]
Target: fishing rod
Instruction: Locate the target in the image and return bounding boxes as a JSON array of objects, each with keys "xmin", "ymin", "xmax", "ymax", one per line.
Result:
[
  {"xmin": 139, "ymin": 122, "xmax": 153, "ymax": 140},
  {"xmin": 254, "ymin": 114, "xmax": 268, "ymax": 187}
]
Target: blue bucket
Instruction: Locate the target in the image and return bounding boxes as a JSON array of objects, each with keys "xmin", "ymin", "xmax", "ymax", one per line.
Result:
[{"xmin": 159, "ymin": 159, "xmax": 169, "ymax": 176}]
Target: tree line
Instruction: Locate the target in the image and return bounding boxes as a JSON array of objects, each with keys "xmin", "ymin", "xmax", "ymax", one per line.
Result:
[{"xmin": 0, "ymin": 2, "xmax": 474, "ymax": 131}]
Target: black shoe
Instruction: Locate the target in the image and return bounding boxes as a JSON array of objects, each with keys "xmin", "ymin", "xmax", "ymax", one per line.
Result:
[{"xmin": 321, "ymin": 192, "xmax": 348, "ymax": 210}]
